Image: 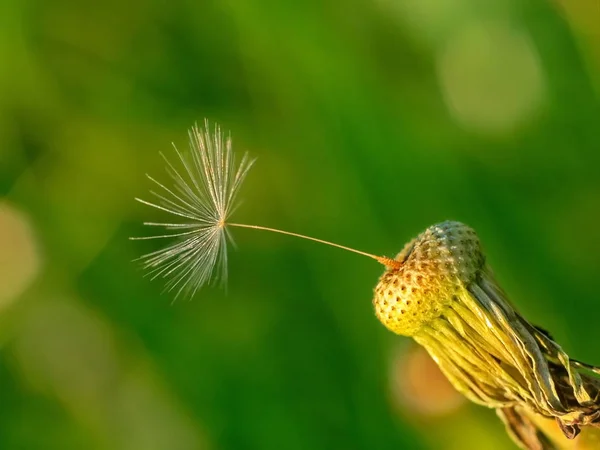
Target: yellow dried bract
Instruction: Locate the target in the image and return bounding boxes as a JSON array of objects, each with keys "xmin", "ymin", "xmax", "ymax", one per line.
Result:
[{"xmin": 373, "ymin": 221, "xmax": 484, "ymax": 336}]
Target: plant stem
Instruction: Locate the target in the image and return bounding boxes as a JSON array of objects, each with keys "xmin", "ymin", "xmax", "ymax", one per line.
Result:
[{"xmin": 228, "ymin": 222, "xmax": 401, "ymax": 268}]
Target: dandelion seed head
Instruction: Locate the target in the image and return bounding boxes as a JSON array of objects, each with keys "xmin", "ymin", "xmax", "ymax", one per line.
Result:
[
  {"xmin": 373, "ymin": 221, "xmax": 483, "ymax": 336},
  {"xmin": 133, "ymin": 120, "xmax": 255, "ymax": 299},
  {"xmin": 373, "ymin": 221, "xmax": 600, "ymax": 445}
]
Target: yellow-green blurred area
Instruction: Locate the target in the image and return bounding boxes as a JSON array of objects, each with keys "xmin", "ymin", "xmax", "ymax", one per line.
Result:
[{"xmin": 1, "ymin": 0, "xmax": 599, "ymax": 449}]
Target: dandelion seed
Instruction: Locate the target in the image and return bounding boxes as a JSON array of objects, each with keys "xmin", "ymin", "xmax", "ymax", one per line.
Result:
[
  {"xmin": 132, "ymin": 120, "xmax": 399, "ymax": 299},
  {"xmin": 131, "ymin": 120, "xmax": 255, "ymax": 298}
]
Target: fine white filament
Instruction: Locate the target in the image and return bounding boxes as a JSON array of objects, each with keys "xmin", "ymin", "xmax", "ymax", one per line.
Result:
[{"xmin": 132, "ymin": 121, "xmax": 255, "ymax": 298}]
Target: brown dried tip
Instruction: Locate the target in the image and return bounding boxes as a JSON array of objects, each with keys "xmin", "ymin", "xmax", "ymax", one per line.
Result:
[{"xmin": 376, "ymin": 256, "xmax": 403, "ymax": 269}]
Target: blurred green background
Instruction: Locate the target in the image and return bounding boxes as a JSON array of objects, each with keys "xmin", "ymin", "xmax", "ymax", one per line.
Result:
[{"xmin": 1, "ymin": 0, "xmax": 600, "ymax": 449}]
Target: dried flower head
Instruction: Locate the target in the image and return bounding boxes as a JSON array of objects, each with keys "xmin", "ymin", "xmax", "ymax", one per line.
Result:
[{"xmin": 373, "ymin": 221, "xmax": 600, "ymax": 449}]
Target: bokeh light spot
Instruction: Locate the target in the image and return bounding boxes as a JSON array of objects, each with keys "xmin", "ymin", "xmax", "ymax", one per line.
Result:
[
  {"xmin": 14, "ymin": 300, "xmax": 118, "ymax": 403},
  {"xmin": 437, "ymin": 22, "xmax": 546, "ymax": 134},
  {"xmin": 390, "ymin": 344, "xmax": 465, "ymax": 417},
  {"xmin": 0, "ymin": 201, "xmax": 41, "ymax": 310}
]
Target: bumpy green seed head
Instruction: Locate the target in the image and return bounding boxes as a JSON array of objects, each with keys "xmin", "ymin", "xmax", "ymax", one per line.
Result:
[{"xmin": 373, "ymin": 221, "xmax": 485, "ymax": 336}]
